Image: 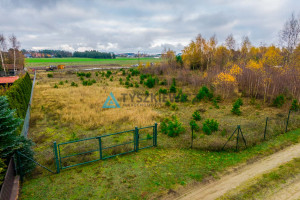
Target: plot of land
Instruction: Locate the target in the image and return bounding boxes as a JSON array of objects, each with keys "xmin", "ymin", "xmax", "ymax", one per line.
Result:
[{"xmin": 20, "ymin": 68, "xmax": 300, "ymax": 199}]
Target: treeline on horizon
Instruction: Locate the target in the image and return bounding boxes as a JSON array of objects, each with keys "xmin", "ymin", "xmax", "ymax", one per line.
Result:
[{"xmin": 26, "ymin": 49, "xmax": 116, "ymax": 59}]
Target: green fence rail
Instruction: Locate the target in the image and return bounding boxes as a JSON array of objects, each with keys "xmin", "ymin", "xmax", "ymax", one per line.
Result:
[{"xmin": 54, "ymin": 123, "xmax": 158, "ymax": 172}]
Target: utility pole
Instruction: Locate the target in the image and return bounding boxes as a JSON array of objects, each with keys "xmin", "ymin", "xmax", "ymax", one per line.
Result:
[{"xmin": 138, "ymin": 51, "xmax": 140, "ymax": 66}]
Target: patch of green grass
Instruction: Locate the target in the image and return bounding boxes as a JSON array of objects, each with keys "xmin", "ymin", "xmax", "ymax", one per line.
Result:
[
  {"xmin": 21, "ymin": 129, "xmax": 300, "ymax": 200},
  {"xmin": 25, "ymin": 57, "xmax": 161, "ymax": 67},
  {"xmin": 219, "ymin": 156, "xmax": 300, "ymax": 200}
]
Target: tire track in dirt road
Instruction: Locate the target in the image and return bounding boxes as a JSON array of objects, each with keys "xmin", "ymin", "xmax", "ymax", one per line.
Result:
[{"xmin": 175, "ymin": 143, "xmax": 300, "ymax": 200}]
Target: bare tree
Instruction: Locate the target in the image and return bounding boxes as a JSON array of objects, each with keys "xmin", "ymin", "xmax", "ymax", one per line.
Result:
[
  {"xmin": 225, "ymin": 34, "xmax": 236, "ymax": 50},
  {"xmin": 9, "ymin": 34, "xmax": 20, "ymax": 72},
  {"xmin": 279, "ymin": 13, "xmax": 300, "ymax": 63},
  {"xmin": 0, "ymin": 34, "xmax": 7, "ymax": 75}
]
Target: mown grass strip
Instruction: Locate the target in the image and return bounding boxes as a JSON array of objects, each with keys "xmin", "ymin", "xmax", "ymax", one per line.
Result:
[{"xmin": 219, "ymin": 157, "xmax": 300, "ymax": 200}]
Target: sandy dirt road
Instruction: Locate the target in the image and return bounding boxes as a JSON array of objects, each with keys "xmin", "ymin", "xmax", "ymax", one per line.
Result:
[
  {"xmin": 176, "ymin": 143, "xmax": 300, "ymax": 200},
  {"xmin": 267, "ymin": 176, "xmax": 300, "ymax": 200}
]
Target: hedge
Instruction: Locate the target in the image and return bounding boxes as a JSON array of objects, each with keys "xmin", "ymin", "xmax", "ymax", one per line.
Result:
[{"xmin": 6, "ymin": 73, "xmax": 32, "ymax": 119}]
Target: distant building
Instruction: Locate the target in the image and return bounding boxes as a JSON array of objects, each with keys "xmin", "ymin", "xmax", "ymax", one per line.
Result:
[{"xmin": 24, "ymin": 53, "xmax": 32, "ymax": 58}]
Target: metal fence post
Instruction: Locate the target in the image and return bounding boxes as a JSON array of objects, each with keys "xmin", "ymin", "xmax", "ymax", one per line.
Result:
[
  {"xmin": 53, "ymin": 141, "xmax": 60, "ymax": 174},
  {"xmin": 191, "ymin": 127, "xmax": 194, "ymax": 149},
  {"xmin": 135, "ymin": 127, "xmax": 139, "ymax": 152},
  {"xmin": 285, "ymin": 110, "xmax": 291, "ymax": 133},
  {"xmin": 98, "ymin": 137, "xmax": 103, "ymax": 160},
  {"xmin": 154, "ymin": 123, "xmax": 158, "ymax": 147},
  {"xmin": 236, "ymin": 125, "xmax": 240, "ymax": 151},
  {"xmin": 264, "ymin": 117, "xmax": 268, "ymax": 140}
]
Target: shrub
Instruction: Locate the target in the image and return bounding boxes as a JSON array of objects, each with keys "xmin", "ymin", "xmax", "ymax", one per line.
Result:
[
  {"xmin": 130, "ymin": 68, "xmax": 140, "ymax": 76},
  {"xmin": 189, "ymin": 120, "xmax": 200, "ymax": 131},
  {"xmin": 159, "ymin": 88, "xmax": 168, "ymax": 94},
  {"xmin": 192, "ymin": 111, "xmax": 201, "ymax": 121},
  {"xmin": 71, "ymin": 82, "xmax": 78, "ymax": 87},
  {"xmin": 85, "ymin": 72, "xmax": 91, "ymax": 78},
  {"xmin": 171, "ymin": 103, "xmax": 178, "ymax": 110},
  {"xmin": 59, "ymin": 81, "xmax": 64, "ymax": 85},
  {"xmin": 159, "ymin": 79, "xmax": 167, "ymax": 85},
  {"xmin": 140, "ymin": 74, "xmax": 148, "ymax": 83},
  {"xmin": 202, "ymin": 124, "xmax": 211, "ymax": 135},
  {"xmin": 196, "ymin": 86, "xmax": 213, "ymax": 101},
  {"xmin": 110, "ymin": 77, "xmax": 113, "ymax": 81},
  {"xmin": 231, "ymin": 101, "xmax": 241, "ymax": 115},
  {"xmin": 77, "ymin": 72, "xmax": 86, "ymax": 77},
  {"xmin": 169, "ymin": 84, "xmax": 177, "ymax": 93},
  {"xmin": 145, "ymin": 90, "xmax": 149, "ymax": 96},
  {"xmin": 145, "ymin": 76, "xmax": 156, "ymax": 88},
  {"xmin": 273, "ymin": 95, "xmax": 285, "ymax": 108},
  {"xmin": 290, "ymin": 99, "xmax": 299, "ymax": 111},
  {"xmin": 179, "ymin": 93, "xmax": 187, "ymax": 102},
  {"xmin": 129, "ymin": 83, "xmax": 133, "ymax": 87},
  {"xmin": 54, "ymin": 84, "xmax": 58, "ymax": 88},
  {"xmin": 160, "ymin": 116, "xmax": 185, "ymax": 137},
  {"xmin": 202, "ymin": 119, "xmax": 219, "ymax": 134},
  {"xmin": 165, "ymin": 100, "xmax": 171, "ymax": 106},
  {"xmin": 95, "ymin": 72, "xmax": 99, "ymax": 76},
  {"xmin": 105, "ymin": 70, "xmax": 112, "ymax": 78},
  {"xmin": 236, "ymin": 98, "xmax": 243, "ymax": 106},
  {"xmin": 47, "ymin": 73, "xmax": 53, "ymax": 78},
  {"xmin": 125, "ymin": 81, "xmax": 130, "ymax": 86},
  {"xmin": 65, "ymin": 80, "xmax": 68, "ymax": 83},
  {"xmin": 82, "ymin": 79, "xmax": 95, "ymax": 86},
  {"xmin": 134, "ymin": 82, "xmax": 139, "ymax": 88}
]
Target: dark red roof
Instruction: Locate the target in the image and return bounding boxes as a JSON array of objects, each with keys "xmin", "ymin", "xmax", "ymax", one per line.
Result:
[{"xmin": 0, "ymin": 76, "xmax": 19, "ymax": 84}]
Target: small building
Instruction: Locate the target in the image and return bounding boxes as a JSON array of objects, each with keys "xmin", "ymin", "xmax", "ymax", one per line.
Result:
[{"xmin": 0, "ymin": 76, "xmax": 19, "ymax": 86}]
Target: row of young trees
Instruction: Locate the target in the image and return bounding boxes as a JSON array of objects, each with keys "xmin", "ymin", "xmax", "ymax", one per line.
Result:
[
  {"xmin": 160, "ymin": 14, "xmax": 300, "ymax": 102},
  {"xmin": 0, "ymin": 34, "xmax": 24, "ymax": 75}
]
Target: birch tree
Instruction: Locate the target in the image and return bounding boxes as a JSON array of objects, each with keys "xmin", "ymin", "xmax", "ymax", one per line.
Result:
[
  {"xmin": 9, "ymin": 34, "xmax": 20, "ymax": 72},
  {"xmin": 0, "ymin": 34, "xmax": 6, "ymax": 75}
]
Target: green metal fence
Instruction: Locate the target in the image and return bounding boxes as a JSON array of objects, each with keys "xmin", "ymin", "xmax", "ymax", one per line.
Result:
[{"xmin": 53, "ymin": 123, "xmax": 158, "ymax": 172}]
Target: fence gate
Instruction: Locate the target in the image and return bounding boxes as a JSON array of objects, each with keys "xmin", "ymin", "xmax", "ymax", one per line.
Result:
[{"xmin": 53, "ymin": 123, "xmax": 157, "ymax": 172}]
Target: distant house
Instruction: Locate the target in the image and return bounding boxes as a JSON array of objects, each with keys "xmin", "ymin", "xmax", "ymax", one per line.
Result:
[
  {"xmin": 24, "ymin": 53, "xmax": 32, "ymax": 58},
  {"xmin": 0, "ymin": 64, "xmax": 24, "ymax": 76}
]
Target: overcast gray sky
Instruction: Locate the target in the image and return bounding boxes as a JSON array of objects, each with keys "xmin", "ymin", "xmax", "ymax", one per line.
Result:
[{"xmin": 0, "ymin": 0, "xmax": 299, "ymax": 53}]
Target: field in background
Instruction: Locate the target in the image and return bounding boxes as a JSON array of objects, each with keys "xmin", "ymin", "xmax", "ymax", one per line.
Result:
[
  {"xmin": 25, "ymin": 57, "xmax": 161, "ymax": 67},
  {"xmin": 19, "ymin": 67, "xmax": 300, "ymax": 199}
]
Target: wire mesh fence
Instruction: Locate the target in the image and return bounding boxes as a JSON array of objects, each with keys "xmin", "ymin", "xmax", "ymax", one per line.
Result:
[{"xmin": 189, "ymin": 109, "xmax": 300, "ymax": 151}]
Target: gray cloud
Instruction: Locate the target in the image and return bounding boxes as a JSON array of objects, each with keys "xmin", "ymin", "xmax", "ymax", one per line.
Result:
[{"xmin": 0, "ymin": 0, "xmax": 299, "ymax": 53}]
